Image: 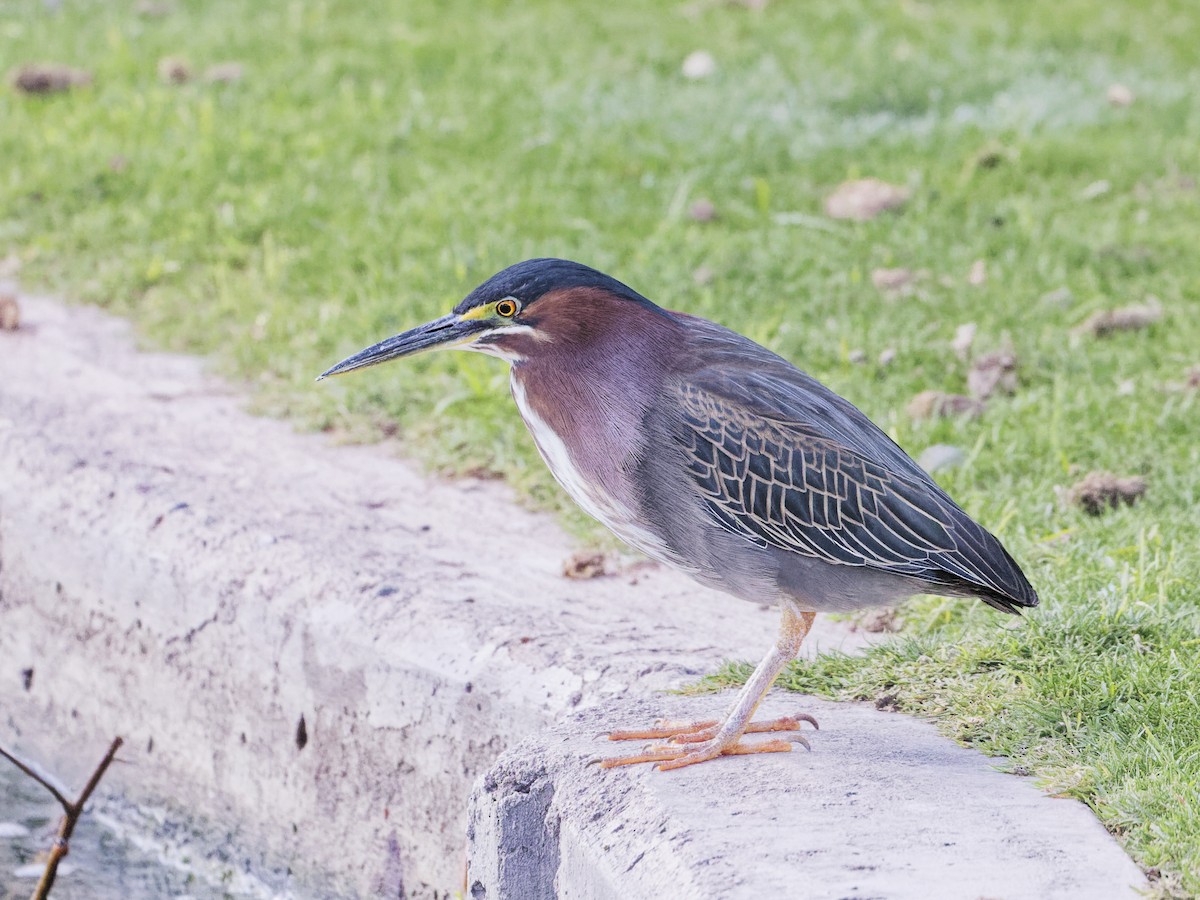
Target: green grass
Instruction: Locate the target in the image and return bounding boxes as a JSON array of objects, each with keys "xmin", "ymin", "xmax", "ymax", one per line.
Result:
[{"xmin": 3, "ymin": 0, "xmax": 1199, "ymax": 892}]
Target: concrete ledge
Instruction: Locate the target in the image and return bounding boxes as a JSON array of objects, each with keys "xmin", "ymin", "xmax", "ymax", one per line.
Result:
[{"xmin": 469, "ymin": 694, "xmax": 1149, "ymax": 899}]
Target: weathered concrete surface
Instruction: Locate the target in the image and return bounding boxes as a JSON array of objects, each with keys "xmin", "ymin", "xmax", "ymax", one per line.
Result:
[
  {"xmin": 0, "ymin": 294, "xmax": 1147, "ymax": 898},
  {"xmin": 0, "ymin": 294, "xmax": 862, "ymax": 896},
  {"xmin": 470, "ymin": 694, "xmax": 1149, "ymax": 900}
]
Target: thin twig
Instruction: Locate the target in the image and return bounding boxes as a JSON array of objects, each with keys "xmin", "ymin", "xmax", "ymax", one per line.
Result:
[
  {"xmin": 0, "ymin": 736, "xmax": 124, "ymax": 900},
  {"xmin": 0, "ymin": 745, "xmax": 72, "ymax": 813},
  {"xmin": 66, "ymin": 737, "xmax": 124, "ymax": 827}
]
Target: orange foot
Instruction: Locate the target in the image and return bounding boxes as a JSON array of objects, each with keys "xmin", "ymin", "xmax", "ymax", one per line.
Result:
[{"xmin": 597, "ymin": 713, "xmax": 818, "ymax": 770}]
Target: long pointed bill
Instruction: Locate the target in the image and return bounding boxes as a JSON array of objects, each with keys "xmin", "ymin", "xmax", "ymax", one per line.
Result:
[{"xmin": 316, "ymin": 314, "xmax": 486, "ymax": 380}]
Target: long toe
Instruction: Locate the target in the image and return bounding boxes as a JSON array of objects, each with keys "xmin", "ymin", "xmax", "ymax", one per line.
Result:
[
  {"xmin": 606, "ymin": 718, "xmax": 720, "ymax": 742},
  {"xmin": 741, "ymin": 712, "xmax": 819, "ymax": 735}
]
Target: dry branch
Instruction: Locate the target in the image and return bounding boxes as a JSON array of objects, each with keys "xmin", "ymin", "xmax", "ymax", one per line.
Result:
[{"xmin": 0, "ymin": 736, "xmax": 123, "ymax": 900}]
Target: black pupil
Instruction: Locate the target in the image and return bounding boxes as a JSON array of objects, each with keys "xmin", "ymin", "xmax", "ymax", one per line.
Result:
[{"xmin": 499, "ymin": 301, "xmax": 514, "ymax": 316}]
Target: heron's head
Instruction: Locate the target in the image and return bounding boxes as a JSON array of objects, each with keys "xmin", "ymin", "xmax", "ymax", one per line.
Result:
[{"xmin": 317, "ymin": 258, "xmax": 670, "ymax": 379}]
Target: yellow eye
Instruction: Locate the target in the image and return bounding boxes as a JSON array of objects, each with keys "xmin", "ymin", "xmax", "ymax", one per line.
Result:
[{"xmin": 495, "ymin": 298, "xmax": 519, "ymax": 318}]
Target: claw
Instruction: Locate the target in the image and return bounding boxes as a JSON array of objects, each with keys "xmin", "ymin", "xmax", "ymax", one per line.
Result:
[{"xmin": 787, "ymin": 732, "xmax": 812, "ymax": 752}]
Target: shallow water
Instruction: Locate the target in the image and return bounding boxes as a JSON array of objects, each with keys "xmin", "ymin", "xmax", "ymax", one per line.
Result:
[{"xmin": 0, "ymin": 764, "xmax": 246, "ymax": 900}]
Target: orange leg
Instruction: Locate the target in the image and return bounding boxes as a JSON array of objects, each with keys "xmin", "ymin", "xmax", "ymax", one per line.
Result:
[{"xmin": 598, "ymin": 606, "xmax": 818, "ymax": 770}]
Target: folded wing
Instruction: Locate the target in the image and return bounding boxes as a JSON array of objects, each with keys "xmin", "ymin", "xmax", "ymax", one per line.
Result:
[{"xmin": 675, "ymin": 380, "xmax": 1037, "ymax": 613}]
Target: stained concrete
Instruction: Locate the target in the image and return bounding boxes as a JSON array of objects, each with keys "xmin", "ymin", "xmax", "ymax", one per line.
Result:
[
  {"xmin": 470, "ymin": 695, "xmax": 1149, "ymax": 899},
  {"xmin": 0, "ymin": 293, "xmax": 1147, "ymax": 897}
]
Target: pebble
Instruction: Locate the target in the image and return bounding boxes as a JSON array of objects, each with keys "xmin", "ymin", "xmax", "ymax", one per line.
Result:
[{"xmin": 918, "ymin": 444, "xmax": 967, "ymax": 473}]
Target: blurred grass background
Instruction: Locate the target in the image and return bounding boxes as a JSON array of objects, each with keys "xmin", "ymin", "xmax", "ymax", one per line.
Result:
[{"xmin": 2, "ymin": 0, "xmax": 1198, "ymax": 893}]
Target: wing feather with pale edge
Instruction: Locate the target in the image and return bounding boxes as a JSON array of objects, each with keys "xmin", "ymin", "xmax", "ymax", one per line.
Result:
[{"xmin": 675, "ymin": 381, "xmax": 1035, "ymax": 610}]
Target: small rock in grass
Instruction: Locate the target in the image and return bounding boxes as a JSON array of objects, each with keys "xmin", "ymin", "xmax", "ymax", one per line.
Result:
[
  {"xmin": 1040, "ymin": 286, "xmax": 1073, "ymax": 307},
  {"xmin": 204, "ymin": 62, "xmax": 245, "ymax": 84},
  {"xmin": 10, "ymin": 63, "xmax": 92, "ymax": 94},
  {"xmin": 847, "ymin": 348, "xmax": 867, "ymax": 365},
  {"xmin": 907, "ymin": 390, "xmax": 984, "ymax": 420},
  {"xmin": 877, "ymin": 348, "xmax": 896, "ymax": 367},
  {"xmin": 874, "ymin": 692, "xmax": 901, "ymax": 711},
  {"xmin": 688, "ymin": 199, "xmax": 717, "ymax": 222},
  {"xmin": 854, "ymin": 607, "xmax": 899, "ymax": 633},
  {"xmin": 1107, "ymin": 83, "xmax": 1135, "ymax": 107},
  {"xmin": 135, "ymin": 0, "xmax": 173, "ymax": 15},
  {"xmin": 692, "ymin": 265, "xmax": 714, "ymax": 286},
  {"xmin": 824, "ymin": 178, "xmax": 909, "ymax": 221},
  {"xmin": 966, "ymin": 258, "xmax": 987, "ymax": 286},
  {"xmin": 1076, "ymin": 298, "xmax": 1163, "ymax": 337},
  {"xmin": 967, "ymin": 350, "xmax": 1018, "ymax": 400},
  {"xmin": 0, "ymin": 295, "xmax": 19, "ymax": 331},
  {"xmin": 968, "ymin": 142, "xmax": 1011, "ymax": 171},
  {"xmin": 1165, "ymin": 366, "xmax": 1200, "ymax": 393},
  {"xmin": 562, "ymin": 551, "xmax": 610, "ymax": 580},
  {"xmin": 1078, "ymin": 179, "xmax": 1111, "ymax": 201},
  {"xmin": 681, "ymin": 50, "xmax": 717, "ymax": 80},
  {"xmin": 951, "ymin": 322, "xmax": 976, "ymax": 360},
  {"xmin": 1064, "ymin": 471, "xmax": 1147, "ymax": 515},
  {"xmin": 871, "ymin": 267, "xmax": 916, "ymax": 294},
  {"xmin": 157, "ymin": 56, "xmax": 191, "ymax": 84},
  {"xmin": 917, "ymin": 444, "xmax": 966, "ymax": 473}
]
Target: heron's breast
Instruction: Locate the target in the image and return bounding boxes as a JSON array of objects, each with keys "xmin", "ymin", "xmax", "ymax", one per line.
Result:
[{"xmin": 509, "ymin": 372, "xmax": 678, "ymax": 566}]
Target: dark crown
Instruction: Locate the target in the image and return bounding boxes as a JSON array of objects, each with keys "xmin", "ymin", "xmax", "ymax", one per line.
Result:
[{"xmin": 454, "ymin": 258, "xmax": 656, "ymax": 314}]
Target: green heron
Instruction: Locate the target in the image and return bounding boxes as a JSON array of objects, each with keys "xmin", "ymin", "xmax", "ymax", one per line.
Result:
[{"xmin": 319, "ymin": 258, "xmax": 1038, "ymax": 770}]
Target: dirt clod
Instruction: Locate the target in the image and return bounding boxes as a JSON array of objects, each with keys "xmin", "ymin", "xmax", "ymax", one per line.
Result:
[
  {"xmin": 135, "ymin": 0, "xmax": 173, "ymax": 15},
  {"xmin": 824, "ymin": 178, "xmax": 909, "ymax": 221},
  {"xmin": 0, "ymin": 295, "xmax": 19, "ymax": 331},
  {"xmin": 1076, "ymin": 299, "xmax": 1163, "ymax": 337},
  {"xmin": 562, "ymin": 551, "xmax": 611, "ymax": 580},
  {"xmin": 10, "ymin": 63, "xmax": 92, "ymax": 94},
  {"xmin": 854, "ymin": 607, "xmax": 899, "ymax": 634},
  {"xmin": 907, "ymin": 391, "xmax": 984, "ymax": 420},
  {"xmin": 1107, "ymin": 83, "xmax": 1135, "ymax": 107},
  {"xmin": 871, "ymin": 268, "xmax": 917, "ymax": 294},
  {"xmin": 968, "ymin": 350, "xmax": 1018, "ymax": 400},
  {"xmin": 1064, "ymin": 472, "xmax": 1147, "ymax": 516},
  {"xmin": 689, "ymin": 199, "xmax": 717, "ymax": 222},
  {"xmin": 158, "ymin": 57, "xmax": 192, "ymax": 84}
]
